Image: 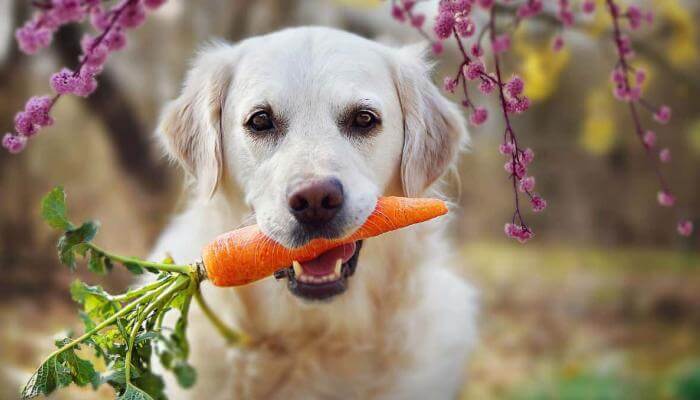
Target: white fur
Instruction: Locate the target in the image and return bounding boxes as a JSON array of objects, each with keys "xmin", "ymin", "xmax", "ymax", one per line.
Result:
[{"xmin": 151, "ymin": 27, "xmax": 477, "ymax": 399}]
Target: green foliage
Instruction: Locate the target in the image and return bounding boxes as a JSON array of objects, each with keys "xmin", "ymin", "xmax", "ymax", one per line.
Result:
[
  {"xmin": 118, "ymin": 384, "xmax": 156, "ymax": 400},
  {"xmin": 672, "ymin": 364, "xmax": 700, "ymax": 400},
  {"xmin": 57, "ymin": 222, "xmax": 99, "ymax": 271},
  {"xmin": 40, "ymin": 186, "xmax": 73, "ymax": 231},
  {"xmin": 22, "ymin": 187, "xmax": 201, "ymax": 399}
]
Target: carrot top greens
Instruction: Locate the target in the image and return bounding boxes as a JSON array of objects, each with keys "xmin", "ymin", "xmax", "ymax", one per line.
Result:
[{"xmin": 22, "ymin": 187, "xmax": 242, "ymax": 400}]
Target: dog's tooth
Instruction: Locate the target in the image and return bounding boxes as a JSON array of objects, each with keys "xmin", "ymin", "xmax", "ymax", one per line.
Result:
[
  {"xmin": 335, "ymin": 259, "xmax": 342, "ymax": 275},
  {"xmin": 293, "ymin": 260, "xmax": 303, "ymax": 277}
]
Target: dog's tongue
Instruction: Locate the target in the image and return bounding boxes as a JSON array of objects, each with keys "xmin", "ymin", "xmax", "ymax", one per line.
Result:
[{"xmin": 300, "ymin": 242, "xmax": 356, "ymax": 276}]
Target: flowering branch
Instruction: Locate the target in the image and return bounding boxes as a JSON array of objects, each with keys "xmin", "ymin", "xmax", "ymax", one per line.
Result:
[
  {"xmin": 392, "ymin": 0, "xmax": 545, "ymax": 243},
  {"xmin": 2, "ymin": 0, "xmax": 166, "ymax": 154},
  {"xmin": 390, "ymin": 0, "xmax": 694, "ymax": 241},
  {"xmin": 604, "ymin": 0, "xmax": 692, "ymax": 237}
]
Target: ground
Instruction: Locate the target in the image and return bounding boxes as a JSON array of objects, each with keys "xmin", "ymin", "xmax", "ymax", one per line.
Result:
[{"xmin": 2, "ymin": 242, "xmax": 699, "ymax": 400}]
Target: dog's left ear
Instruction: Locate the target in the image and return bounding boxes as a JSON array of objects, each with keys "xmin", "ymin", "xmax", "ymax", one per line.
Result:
[
  {"xmin": 158, "ymin": 42, "xmax": 236, "ymax": 197},
  {"xmin": 392, "ymin": 44, "xmax": 469, "ymax": 197}
]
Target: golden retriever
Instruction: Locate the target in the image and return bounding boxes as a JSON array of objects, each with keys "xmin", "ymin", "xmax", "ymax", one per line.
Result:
[{"xmin": 150, "ymin": 26, "xmax": 477, "ymax": 399}]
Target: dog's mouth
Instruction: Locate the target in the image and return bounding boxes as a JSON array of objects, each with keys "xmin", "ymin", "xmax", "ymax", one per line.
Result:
[{"xmin": 274, "ymin": 241, "xmax": 363, "ymax": 301}]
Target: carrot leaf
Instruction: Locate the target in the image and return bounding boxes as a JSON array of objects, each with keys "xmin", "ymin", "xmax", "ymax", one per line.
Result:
[{"xmin": 23, "ymin": 187, "xmax": 201, "ymax": 399}]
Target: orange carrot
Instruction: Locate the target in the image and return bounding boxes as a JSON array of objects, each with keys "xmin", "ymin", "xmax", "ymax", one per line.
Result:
[{"xmin": 202, "ymin": 196, "xmax": 448, "ymax": 287}]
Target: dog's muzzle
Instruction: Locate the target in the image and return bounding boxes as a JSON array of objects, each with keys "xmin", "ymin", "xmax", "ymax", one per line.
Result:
[{"xmin": 273, "ymin": 241, "xmax": 363, "ymax": 301}]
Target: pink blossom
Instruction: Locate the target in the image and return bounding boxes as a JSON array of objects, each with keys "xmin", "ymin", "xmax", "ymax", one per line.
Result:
[
  {"xmin": 505, "ymin": 75, "xmax": 525, "ymax": 97},
  {"xmin": 654, "ymin": 105, "xmax": 671, "ymax": 124},
  {"xmin": 403, "ymin": 0, "xmax": 416, "ymax": 11},
  {"xmin": 677, "ymin": 220, "xmax": 694, "ymax": 237},
  {"xmin": 521, "ymin": 148, "xmax": 535, "ymax": 164},
  {"xmin": 582, "ymin": 0, "xmax": 596, "ymax": 14},
  {"xmin": 659, "ymin": 148, "xmax": 671, "ymax": 163},
  {"xmin": 470, "ymin": 107, "xmax": 488, "ymax": 126},
  {"xmin": 2, "ymin": 133, "xmax": 27, "ymax": 154},
  {"xmin": 519, "ymin": 176, "xmax": 535, "ymax": 193},
  {"xmin": 410, "ymin": 14, "xmax": 426, "ymax": 28},
  {"xmin": 81, "ymin": 35, "xmax": 110, "ymax": 67},
  {"xmin": 479, "ymin": 77, "xmax": 496, "ymax": 95},
  {"xmin": 144, "ymin": 0, "xmax": 167, "ymax": 9},
  {"xmin": 455, "ymin": 18, "xmax": 474, "ymax": 37},
  {"xmin": 465, "ymin": 61, "xmax": 485, "ymax": 80},
  {"xmin": 531, "ymin": 195, "xmax": 547, "ymax": 212},
  {"xmin": 517, "ymin": 0, "xmax": 543, "ymax": 18},
  {"xmin": 492, "ymin": 34, "xmax": 511, "ymax": 54},
  {"xmin": 470, "ymin": 43, "xmax": 483, "ymax": 57},
  {"xmin": 391, "ymin": 5, "xmax": 406, "ymax": 22},
  {"xmin": 52, "ymin": 0, "xmax": 86, "ymax": 24},
  {"xmin": 617, "ymin": 34, "xmax": 634, "ymax": 59},
  {"xmin": 504, "ymin": 223, "xmax": 533, "ymax": 243},
  {"xmin": 431, "ymin": 41, "xmax": 444, "ymax": 55},
  {"xmin": 626, "ymin": 5, "xmax": 643, "ymax": 30},
  {"xmin": 50, "ymin": 68, "xmax": 80, "ymax": 94},
  {"xmin": 14, "ymin": 112, "xmax": 37, "ymax": 136},
  {"xmin": 644, "ymin": 10, "xmax": 655, "ymax": 24},
  {"xmin": 635, "ymin": 69, "xmax": 646, "ymax": 85},
  {"xmin": 15, "ymin": 23, "xmax": 53, "ymax": 54},
  {"xmin": 499, "ymin": 142, "xmax": 515, "ymax": 155},
  {"xmin": 434, "ymin": 12, "xmax": 455, "ymax": 40},
  {"xmin": 557, "ymin": 8, "xmax": 575, "ymax": 27},
  {"xmin": 657, "ymin": 191, "xmax": 675, "ymax": 207},
  {"xmin": 476, "ymin": 0, "xmax": 494, "ymax": 9},
  {"xmin": 118, "ymin": 2, "xmax": 147, "ymax": 28},
  {"xmin": 103, "ymin": 28, "xmax": 127, "ymax": 51},
  {"xmin": 506, "ymin": 96, "xmax": 530, "ymax": 114},
  {"xmin": 642, "ymin": 130, "xmax": 656, "ymax": 148},
  {"xmin": 611, "ymin": 67, "xmax": 626, "ymax": 84},
  {"xmin": 552, "ymin": 35, "xmax": 565, "ymax": 52},
  {"xmin": 505, "ymin": 159, "xmax": 527, "ymax": 178},
  {"xmin": 516, "ymin": 227, "xmax": 533, "ymax": 243},
  {"xmin": 73, "ymin": 70, "xmax": 98, "ymax": 97},
  {"xmin": 505, "ymin": 223, "xmax": 520, "ymax": 238},
  {"xmin": 438, "ymin": 0, "xmax": 467, "ymax": 14},
  {"xmin": 90, "ymin": 7, "xmax": 113, "ymax": 30},
  {"xmin": 626, "ymin": 86, "xmax": 641, "ymax": 101},
  {"xmin": 25, "ymin": 96, "xmax": 54, "ymax": 127},
  {"xmin": 443, "ymin": 77, "xmax": 457, "ymax": 93}
]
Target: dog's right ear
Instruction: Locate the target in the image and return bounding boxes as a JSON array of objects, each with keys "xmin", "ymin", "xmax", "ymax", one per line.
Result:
[{"xmin": 158, "ymin": 42, "xmax": 236, "ymax": 197}]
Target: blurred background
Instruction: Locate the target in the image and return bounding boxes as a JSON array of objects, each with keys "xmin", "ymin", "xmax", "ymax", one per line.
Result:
[{"xmin": 1, "ymin": 0, "xmax": 699, "ymax": 398}]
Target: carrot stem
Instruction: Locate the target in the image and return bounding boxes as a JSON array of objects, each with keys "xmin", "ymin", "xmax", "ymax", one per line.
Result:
[{"xmin": 193, "ymin": 287, "xmax": 248, "ymax": 346}]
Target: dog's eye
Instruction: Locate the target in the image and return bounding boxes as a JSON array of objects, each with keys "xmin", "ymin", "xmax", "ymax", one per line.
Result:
[
  {"xmin": 352, "ymin": 111, "xmax": 377, "ymax": 129},
  {"xmin": 247, "ymin": 111, "xmax": 274, "ymax": 132}
]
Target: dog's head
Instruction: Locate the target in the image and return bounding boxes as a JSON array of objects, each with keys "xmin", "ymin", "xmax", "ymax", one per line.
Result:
[{"xmin": 159, "ymin": 27, "xmax": 466, "ymax": 302}]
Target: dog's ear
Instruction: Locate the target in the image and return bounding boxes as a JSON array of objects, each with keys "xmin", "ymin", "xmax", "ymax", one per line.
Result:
[
  {"xmin": 158, "ymin": 42, "xmax": 236, "ymax": 197},
  {"xmin": 392, "ymin": 44, "xmax": 469, "ymax": 197}
]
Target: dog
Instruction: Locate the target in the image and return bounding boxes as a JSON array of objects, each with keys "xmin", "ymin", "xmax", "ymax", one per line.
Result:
[{"xmin": 150, "ymin": 26, "xmax": 477, "ymax": 399}]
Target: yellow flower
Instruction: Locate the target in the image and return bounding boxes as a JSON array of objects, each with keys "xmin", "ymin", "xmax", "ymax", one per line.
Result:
[
  {"xmin": 513, "ymin": 31, "xmax": 571, "ymax": 102},
  {"xmin": 655, "ymin": 0, "xmax": 698, "ymax": 67},
  {"xmin": 580, "ymin": 88, "xmax": 618, "ymax": 155}
]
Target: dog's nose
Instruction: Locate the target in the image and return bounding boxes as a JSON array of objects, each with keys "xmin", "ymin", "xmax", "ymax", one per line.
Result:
[{"xmin": 287, "ymin": 178, "xmax": 344, "ymax": 225}]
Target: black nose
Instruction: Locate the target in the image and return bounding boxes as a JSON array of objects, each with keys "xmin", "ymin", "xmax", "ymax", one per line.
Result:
[{"xmin": 287, "ymin": 178, "xmax": 344, "ymax": 225}]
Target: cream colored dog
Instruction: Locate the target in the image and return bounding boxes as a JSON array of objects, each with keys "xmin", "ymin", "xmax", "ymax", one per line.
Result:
[{"xmin": 150, "ymin": 26, "xmax": 477, "ymax": 400}]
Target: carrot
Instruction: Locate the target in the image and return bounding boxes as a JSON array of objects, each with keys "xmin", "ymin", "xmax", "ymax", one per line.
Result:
[{"xmin": 202, "ymin": 196, "xmax": 448, "ymax": 287}]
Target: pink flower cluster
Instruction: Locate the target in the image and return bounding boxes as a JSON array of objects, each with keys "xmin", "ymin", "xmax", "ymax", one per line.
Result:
[
  {"xmin": 3, "ymin": 0, "xmax": 166, "ymax": 154},
  {"xmin": 390, "ymin": 0, "xmax": 694, "ymax": 241},
  {"xmin": 605, "ymin": 0, "xmax": 693, "ymax": 238},
  {"xmin": 391, "ymin": 0, "xmax": 545, "ymax": 243}
]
